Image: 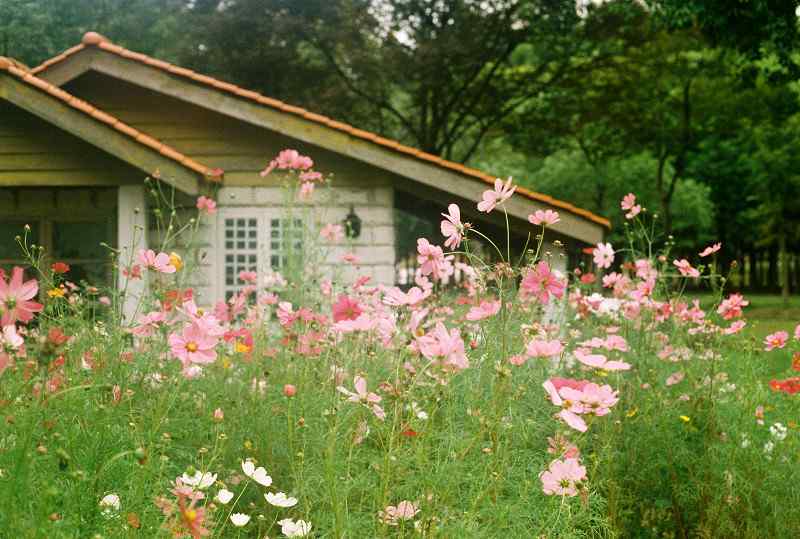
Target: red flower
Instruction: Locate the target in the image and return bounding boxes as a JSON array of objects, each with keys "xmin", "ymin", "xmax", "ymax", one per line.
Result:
[
  {"xmin": 163, "ymin": 288, "xmax": 193, "ymax": 311},
  {"xmin": 51, "ymin": 262, "xmax": 70, "ymax": 274},
  {"xmin": 48, "ymin": 327, "xmax": 70, "ymax": 347},
  {"xmin": 769, "ymin": 377, "xmax": 800, "ymax": 395}
]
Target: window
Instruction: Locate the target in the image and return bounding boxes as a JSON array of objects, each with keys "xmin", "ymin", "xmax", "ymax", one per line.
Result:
[
  {"xmin": 223, "ymin": 217, "xmax": 259, "ymax": 299},
  {"xmin": 219, "ymin": 210, "xmax": 310, "ymax": 299},
  {"xmin": 0, "ymin": 218, "xmax": 112, "ymax": 285},
  {"xmin": 269, "ymin": 218, "xmax": 303, "ymax": 270}
]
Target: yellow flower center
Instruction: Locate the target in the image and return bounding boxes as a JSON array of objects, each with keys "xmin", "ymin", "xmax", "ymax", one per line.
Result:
[
  {"xmin": 184, "ymin": 509, "xmax": 197, "ymax": 522},
  {"xmin": 185, "ymin": 342, "xmax": 198, "ymax": 353},
  {"xmin": 169, "ymin": 252, "xmax": 183, "ymax": 271}
]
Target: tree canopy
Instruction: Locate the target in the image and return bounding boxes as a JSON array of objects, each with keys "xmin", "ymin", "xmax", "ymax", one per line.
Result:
[{"xmin": 4, "ymin": 0, "xmax": 800, "ymax": 294}]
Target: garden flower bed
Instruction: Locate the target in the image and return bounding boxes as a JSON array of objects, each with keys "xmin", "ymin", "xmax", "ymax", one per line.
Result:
[{"xmin": 1, "ymin": 150, "xmax": 798, "ymax": 538}]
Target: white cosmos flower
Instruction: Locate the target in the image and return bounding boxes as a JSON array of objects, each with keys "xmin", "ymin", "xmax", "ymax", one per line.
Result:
[
  {"xmin": 180, "ymin": 470, "xmax": 217, "ymax": 489},
  {"xmin": 241, "ymin": 459, "xmax": 272, "ymax": 487},
  {"xmin": 1, "ymin": 325, "xmax": 23, "ymax": 349},
  {"xmin": 230, "ymin": 513, "xmax": 251, "ymax": 527},
  {"xmin": 215, "ymin": 488, "xmax": 234, "ymax": 504},
  {"xmin": 278, "ymin": 518, "xmax": 313, "ymax": 537},
  {"xmin": 265, "ymin": 491, "xmax": 298, "ymax": 508},
  {"xmin": 99, "ymin": 493, "xmax": 120, "ymax": 512}
]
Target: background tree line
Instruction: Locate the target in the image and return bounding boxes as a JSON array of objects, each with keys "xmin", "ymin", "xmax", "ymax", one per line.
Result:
[{"xmin": 4, "ymin": 0, "xmax": 800, "ymax": 296}]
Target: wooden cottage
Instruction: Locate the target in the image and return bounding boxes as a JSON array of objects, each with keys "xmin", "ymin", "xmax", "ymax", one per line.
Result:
[{"xmin": 0, "ymin": 32, "xmax": 609, "ymax": 317}]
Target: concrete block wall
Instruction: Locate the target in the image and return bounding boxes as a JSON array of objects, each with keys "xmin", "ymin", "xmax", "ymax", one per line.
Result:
[{"xmin": 181, "ymin": 183, "xmax": 395, "ymax": 304}]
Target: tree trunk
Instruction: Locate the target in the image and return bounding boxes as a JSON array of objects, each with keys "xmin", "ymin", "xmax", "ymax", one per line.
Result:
[
  {"xmin": 768, "ymin": 247, "xmax": 778, "ymax": 293},
  {"xmin": 779, "ymin": 232, "xmax": 790, "ymax": 307}
]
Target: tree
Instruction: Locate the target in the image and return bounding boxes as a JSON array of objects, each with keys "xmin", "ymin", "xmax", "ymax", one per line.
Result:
[
  {"xmin": 181, "ymin": 0, "xmax": 596, "ymax": 162},
  {"xmin": 646, "ymin": 0, "xmax": 800, "ymax": 60},
  {"xmin": 0, "ymin": 0, "xmax": 185, "ymax": 67}
]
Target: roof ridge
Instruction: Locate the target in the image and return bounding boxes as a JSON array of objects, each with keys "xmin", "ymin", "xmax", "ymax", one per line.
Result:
[
  {"xmin": 31, "ymin": 33, "xmax": 609, "ymax": 228},
  {"xmin": 2, "ymin": 55, "xmax": 221, "ymax": 183}
]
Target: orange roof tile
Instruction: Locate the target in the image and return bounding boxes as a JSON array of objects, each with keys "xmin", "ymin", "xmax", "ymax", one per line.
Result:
[
  {"xmin": 31, "ymin": 32, "xmax": 609, "ymax": 228},
  {"xmin": 2, "ymin": 55, "xmax": 219, "ymax": 182}
]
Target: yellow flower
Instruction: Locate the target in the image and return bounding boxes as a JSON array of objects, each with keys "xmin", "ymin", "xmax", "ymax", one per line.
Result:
[
  {"xmin": 169, "ymin": 252, "xmax": 183, "ymax": 271},
  {"xmin": 47, "ymin": 288, "xmax": 65, "ymax": 298},
  {"xmin": 626, "ymin": 407, "xmax": 638, "ymax": 418},
  {"xmin": 235, "ymin": 341, "xmax": 251, "ymax": 354},
  {"xmin": 679, "ymin": 415, "xmax": 691, "ymax": 423}
]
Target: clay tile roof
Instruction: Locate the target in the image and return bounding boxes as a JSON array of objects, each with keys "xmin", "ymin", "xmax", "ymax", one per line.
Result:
[
  {"xmin": 31, "ymin": 32, "xmax": 609, "ymax": 227},
  {"xmin": 0, "ymin": 56, "xmax": 220, "ymax": 183}
]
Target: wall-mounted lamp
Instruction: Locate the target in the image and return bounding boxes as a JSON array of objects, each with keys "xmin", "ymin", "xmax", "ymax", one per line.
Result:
[{"xmin": 343, "ymin": 205, "xmax": 362, "ymax": 239}]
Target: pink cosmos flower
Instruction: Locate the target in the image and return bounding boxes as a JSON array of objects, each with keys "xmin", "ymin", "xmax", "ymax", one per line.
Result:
[
  {"xmin": 519, "ymin": 261, "xmax": 566, "ymax": 304},
  {"xmin": 416, "ymin": 322, "xmax": 469, "ymax": 371},
  {"xmin": 673, "ymin": 259, "xmax": 700, "ymax": 278},
  {"xmin": 542, "ymin": 380, "xmax": 588, "ymax": 432},
  {"xmin": 122, "ymin": 264, "xmax": 142, "ymax": 280},
  {"xmin": 764, "ymin": 331, "xmax": 789, "ymax": 351},
  {"xmin": 0, "ymin": 267, "xmax": 43, "ymax": 325},
  {"xmin": 665, "ymin": 371, "xmax": 685, "ymax": 386},
  {"xmin": 620, "ymin": 193, "xmax": 641, "ymax": 219},
  {"xmin": 129, "ymin": 310, "xmax": 167, "ymax": 337},
  {"xmin": 341, "ymin": 253, "xmax": 361, "ymax": 265},
  {"xmin": 332, "ymin": 295, "xmax": 363, "ymax": 323},
  {"xmin": 547, "ymin": 434, "xmax": 580, "ymax": 459},
  {"xmin": 717, "ymin": 293, "xmax": 748, "ymax": 320},
  {"xmin": 298, "ymin": 181, "xmax": 315, "ymax": 199},
  {"xmin": 299, "ymin": 170, "xmax": 323, "ymax": 182},
  {"xmin": 593, "ymin": 242, "xmax": 615, "ymax": 269},
  {"xmin": 260, "ymin": 149, "xmax": 313, "ymax": 176},
  {"xmin": 477, "ymin": 177, "xmax": 515, "ymax": 213},
  {"xmin": 795, "ymin": 324, "xmax": 800, "ymax": 341},
  {"xmin": 601, "ymin": 272, "xmax": 624, "ymax": 288},
  {"xmin": 337, "ymin": 376, "xmax": 385, "ymax": 420},
  {"xmin": 634, "ymin": 258, "xmax": 658, "ymax": 281},
  {"xmin": 526, "ymin": 339, "xmax": 563, "ymax": 358},
  {"xmin": 379, "ymin": 501, "xmax": 420, "ymax": 525},
  {"xmin": 574, "ymin": 349, "xmax": 631, "ymax": 371},
  {"xmin": 196, "ymin": 195, "xmax": 217, "ymax": 214},
  {"xmin": 138, "ymin": 249, "xmax": 177, "ymax": 274},
  {"xmin": 238, "ymin": 270, "xmax": 258, "ymax": 284},
  {"xmin": 382, "ymin": 286, "xmax": 430, "ymax": 307},
  {"xmin": 168, "ymin": 322, "xmax": 219, "ymax": 366},
  {"xmin": 320, "ymin": 223, "xmax": 344, "ymax": 242},
  {"xmin": 465, "ymin": 300, "xmax": 501, "ymax": 321},
  {"xmin": 528, "ymin": 209, "xmax": 560, "ymax": 226},
  {"xmin": 334, "ymin": 313, "xmax": 377, "ymax": 333},
  {"xmin": 440, "ymin": 204, "xmax": 464, "ymax": 249},
  {"xmin": 723, "ymin": 320, "xmax": 746, "ymax": 335},
  {"xmin": 540, "ymin": 458, "xmax": 587, "ymax": 497},
  {"xmin": 699, "ymin": 243, "xmax": 721, "ymax": 257},
  {"xmin": 416, "ymin": 238, "xmax": 447, "ymax": 281}
]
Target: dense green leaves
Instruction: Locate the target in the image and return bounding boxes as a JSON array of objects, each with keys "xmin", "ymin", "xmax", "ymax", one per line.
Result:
[{"xmin": 3, "ymin": 0, "xmax": 800, "ymax": 290}]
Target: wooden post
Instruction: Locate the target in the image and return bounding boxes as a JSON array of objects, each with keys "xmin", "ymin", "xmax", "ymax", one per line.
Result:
[{"xmin": 117, "ymin": 185, "xmax": 147, "ymax": 323}]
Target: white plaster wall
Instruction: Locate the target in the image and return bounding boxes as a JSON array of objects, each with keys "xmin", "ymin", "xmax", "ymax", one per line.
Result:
[{"xmin": 190, "ymin": 184, "xmax": 395, "ymax": 304}]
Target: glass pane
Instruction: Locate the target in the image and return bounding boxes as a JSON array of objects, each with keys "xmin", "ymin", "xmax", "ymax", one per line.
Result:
[
  {"xmin": 0, "ymin": 221, "xmax": 39, "ymax": 259},
  {"xmin": 52, "ymin": 221, "xmax": 108, "ymax": 259}
]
